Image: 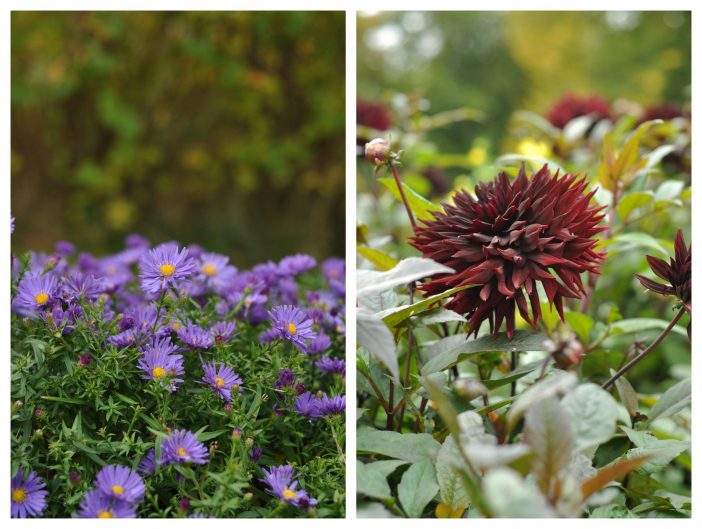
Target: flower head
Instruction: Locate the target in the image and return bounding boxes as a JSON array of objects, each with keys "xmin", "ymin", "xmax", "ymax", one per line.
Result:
[
  {"xmin": 293, "ymin": 392, "xmax": 322, "ymax": 419},
  {"xmin": 357, "ymin": 99, "xmax": 393, "ymax": 131},
  {"xmin": 14, "ymin": 274, "xmax": 58, "ymax": 315},
  {"xmin": 177, "ymin": 322, "xmax": 214, "ymax": 350},
  {"xmin": 547, "ymin": 93, "xmax": 612, "ymax": 129},
  {"xmin": 316, "ymin": 356, "xmax": 346, "ymax": 376},
  {"xmin": 11, "ymin": 469, "xmax": 47, "ymax": 518},
  {"xmin": 75, "ymin": 489, "xmax": 136, "ymax": 518},
  {"xmin": 94, "ymin": 465, "xmax": 145, "ymax": 504},
  {"xmin": 322, "ymin": 257, "xmax": 345, "ymax": 283},
  {"xmin": 268, "ymin": 305, "xmax": 317, "ymax": 352},
  {"xmin": 409, "ymin": 165, "xmax": 606, "ymax": 338},
  {"xmin": 139, "ymin": 243, "xmax": 196, "ymax": 294},
  {"xmin": 634, "ymin": 229, "xmax": 691, "ymax": 313},
  {"xmin": 138, "ymin": 449, "xmax": 157, "ymax": 476},
  {"xmin": 211, "ymin": 321, "xmax": 237, "ymax": 344},
  {"xmin": 201, "ymin": 360, "xmax": 242, "ymax": 402},
  {"xmin": 318, "ymin": 394, "xmax": 346, "ymax": 416},
  {"xmin": 260, "ymin": 465, "xmax": 318, "ymax": 509},
  {"xmin": 137, "ymin": 338, "xmax": 185, "ymax": 390},
  {"xmin": 160, "ymin": 429, "xmax": 209, "ymax": 465},
  {"xmin": 278, "ymin": 254, "xmax": 317, "ymax": 276}
]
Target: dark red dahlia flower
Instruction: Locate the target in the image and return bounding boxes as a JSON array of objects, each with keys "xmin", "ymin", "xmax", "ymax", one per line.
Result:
[
  {"xmin": 634, "ymin": 229, "xmax": 691, "ymax": 313},
  {"xmin": 357, "ymin": 99, "xmax": 393, "ymax": 131},
  {"xmin": 547, "ymin": 93, "xmax": 612, "ymax": 129},
  {"xmin": 409, "ymin": 165, "xmax": 606, "ymax": 338},
  {"xmin": 637, "ymin": 102, "xmax": 687, "ymax": 125}
]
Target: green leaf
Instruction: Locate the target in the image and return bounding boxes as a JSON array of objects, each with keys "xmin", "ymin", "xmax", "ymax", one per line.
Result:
[
  {"xmin": 357, "ymin": 257, "xmax": 454, "ymax": 297},
  {"xmin": 378, "ymin": 285, "xmax": 472, "ymax": 329},
  {"xmin": 357, "ymin": 460, "xmax": 407, "ymax": 501},
  {"xmin": 506, "ymin": 371, "xmax": 577, "ymax": 431},
  {"xmin": 483, "ymin": 468, "xmax": 555, "ymax": 517},
  {"xmin": 524, "ymin": 397, "xmax": 573, "ymax": 499},
  {"xmin": 620, "ymin": 427, "xmax": 690, "ymax": 473},
  {"xmin": 357, "ymin": 427, "xmax": 441, "ymax": 463},
  {"xmin": 613, "ymin": 374, "xmax": 639, "ymax": 417},
  {"xmin": 561, "ymin": 383, "xmax": 619, "ymax": 453},
  {"xmin": 590, "ymin": 505, "xmax": 637, "ymax": 518},
  {"xmin": 604, "ymin": 232, "xmax": 670, "ymax": 258},
  {"xmin": 413, "ymin": 307, "xmax": 467, "ymax": 326},
  {"xmin": 564, "ymin": 312, "xmax": 594, "ymax": 344},
  {"xmin": 436, "ymin": 437, "xmax": 470, "ymax": 510},
  {"xmin": 377, "ymin": 177, "xmax": 441, "ymax": 221},
  {"xmin": 397, "ymin": 459, "xmax": 440, "ymax": 518},
  {"xmin": 609, "ymin": 318, "xmax": 687, "ymax": 338},
  {"xmin": 357, "ymin": 246, "xmax": 399, "ymax": 271},
  {"xmin": 644, "ymin": 377, "xmax": 691, "ymax": 426},
  {"xmin": 616, "ymin": 191, "xmax": 654, "ymax": 222},
  {"xmin": 357, "ymin": 307, "xmax": 399, "ymax": 381},
  {"xmin": 654, "ymin": 180, "xmax": 685, "ymax": 203},
  {"xmin": 421, "ymin": 331, "xmax": 550, "ymax": 375}
]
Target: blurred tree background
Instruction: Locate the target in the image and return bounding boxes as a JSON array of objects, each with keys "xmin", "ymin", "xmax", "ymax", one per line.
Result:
[
  {"xmin": 12, "ymin": 11, "xmax": 345, "ymax": 266},
  {"xmin": 358, "ymin": 11, "xmax": 690, "ymax": 156}
]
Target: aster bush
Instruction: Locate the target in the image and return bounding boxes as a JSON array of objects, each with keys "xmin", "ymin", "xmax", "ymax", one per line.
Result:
[
  {"xmin": 10, "ymin": 235, "xmax": 345, "ymax": 518},
  {"xmin": 356, "ymin": 95, "xmax": 691, "ymax": 518}
]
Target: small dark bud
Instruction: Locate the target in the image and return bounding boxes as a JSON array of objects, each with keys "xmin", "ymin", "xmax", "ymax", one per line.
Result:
[{"xmin": 364, "ymin": 138, "xmax": 391, "ymax": 166}]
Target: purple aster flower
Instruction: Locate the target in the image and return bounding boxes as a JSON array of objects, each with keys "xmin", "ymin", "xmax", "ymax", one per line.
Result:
[
  {"xmin": 138, "ymin": 449, "xmax": 157, "ymax": 476},
  {"xmin": 139, "ymin": 243, "xmax": 196, "ymax": 294},
  {"xmin": 268, "ymin": 305, "xmax": 317, "ymax": 352},
  {"xmin": 201, "ymin": 360, "xmax": 242, "ymax": 402},
  {"xmin": 250, "ymin": 446, "xmax": 263, "ymax": 462},
  {"xmin": 75, "ymin": 489, "xmax": 136, "ymax": 518},
  {"xmin": 14, "ymin": 274, "xmax": 58, "ymax": 316},
  {"xmin": 322, "ymin": 257, "xmax": 345, "ymax": 282},
  {"xmin": 274, "ymin": 369, "xmax": 296, "ymax": 389},
  {"xmin": 61, "ymin": 272, "xmax": 104, "ymax": 302},
  {"xmin": 196, "ymin": 252, "xmax": 238, "ymax": 292},
  {"xmin": 54, "ymin": 240, "xmax": 75, "ymax": 257},
  {"xmin": 277, "ymin": 277, "xmax": 299, "ymax": 305},
  {"xmin": 10, "ymin": 215, "xmax": 15, "ymax": 234},
  {"xmin": 108, "ymin": 328, "xmax": 140, "ymax": 348},
  {"xmin": 137, "ymin": 338, "xmax": 184, "ymax": 390},
  {"xmin": 211, "ymin": 321, "xmax": 237, "ymax": 344},
  {"xmin": 177, "ymin": 323, "xmax": 214, "ymax": 350},
  {"xmin": 316, "ymin": 357, "xmax": 346, "ymax": 376},
  {"xmin": 258, "ymin": 328, "xmax": 278, "ymax": 345},
  {"xmin": 319, "ymin": 394, "xmax": 346, "ymax": 416},
  {"xmin": 305, "ymin": 332, "xmax": 331, "ymax": 355},
  {"xmin": 126, "ymin": 233, "xmax": 151, "ymax": 249},
  {"xmin": 94, "ymin": 465, "xmax": 145, "ymax": 504},
  {"xmin": 329, "ymin": 278, "xmax": 346, "ymax": 298},
  {"xmin": 278, "ymin": 254, "xmax": 317, "ymax": 276},
  {"xmin": 160, "ymin": 429, "xmax": 209, "ymax": 465},
  {"xmin": 11, "ymin": 469, "xmax": 48, "ymax": 518},
  {"xmin": 293, "ymin": 392, "xmax": 322, "ymax": 419},
  {"xmin": 260, "ymin": 465, "xmax": 318, "ymax": 509}
]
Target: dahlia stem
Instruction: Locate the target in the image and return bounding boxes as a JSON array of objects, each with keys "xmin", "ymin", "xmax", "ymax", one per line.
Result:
[
  {"xmin": 386, "ymin": 381, "xmax": 395, "ymax": 430},
  {"xmin": 389, "ymin": 163, "xmax": 417, "ymax": 229},
  {"xmin": 510, "ymin": 351, "xmax": 518, "ymax": 397},
  {"xmin": 602, "ymin": 309, "xmax": 684, "ymax": 390}
]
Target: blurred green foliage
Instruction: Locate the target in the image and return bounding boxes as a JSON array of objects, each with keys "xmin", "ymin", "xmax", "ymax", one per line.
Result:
[
  {"xmin": 12, "ymin": 11, "xmax": 345, "ymax": 266},
  {"xmin": 358, "ymin": 11, "xmax": 690, "ymax": 156}
]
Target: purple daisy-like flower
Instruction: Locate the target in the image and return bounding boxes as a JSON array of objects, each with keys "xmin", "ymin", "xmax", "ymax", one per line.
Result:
[
  {"xmin": 318, "ymin": 394, "xmax": 346, "ymax": 416},
  {"xmin": 11, "ymin": 469, "xmax": 48, "ymax": 518},
  {"xmin": 177, "ymin": 323, "xmax": 214, "ymax": 350},
  {"xmin": 278, "ymin": 253, "xmax": 317, "ymax": 276},
  {"xmin": 139, "ymin": 243, "xmax": 196, "ymax": 295},
  {"xmin": 75, "ymin": 489, "xmax": 136, "ymax": 518},
  {"xmin": 138, "ymin": 449, "xmax": 157, "ymax": 476},
  {"xmin": 61, "ymin": 272, "xmax": 104, "ymax": 302},
  {"xmin": 274, "ymin": 369, "xmax": 296, "ymax": 389},
  {"xmin": 322, "ymin": 257, "xmax": 345, "ymax": 283},
  {"xmin": 94, "ymin": 465, "xmax": 145, "ymax": 504},
  {"xmin": 160, "ymin": 429, "xmax": 209, "ymax": 465},
  {"xmin": 11, "ymin": 215, "xmax": 15, "ymax": 234},
  {"xmin": 316, "ymin": 357, "xmax": 346, "ymax": 376},
  {"xmin": 54, "ymin": 240, "xmax": 75, "ymax": 257},
  {"xmin": 211, "ymin": 321, "xmax": 237, "ymax": 344},
  {"xmin": 250, "ymin": 446, "xmax": 263, "ymax": 462},
  {"xmin": 268, "ymin": 305, "xmax": 317, "ymax": 352},
  {"xmin": 305, "ymin": 332, "xmax": 331, "ymax": 355},
  {"xmin": 260, "ymin": 465, "xmax": 318, "ymax": 509},
  {"xmin": 137, "ymin": 338, "xmax": 185, "ymax": 390},
  {"xmin": 293, "ymin": 392, "xmax": 322, "ymax": 419},
  {"xmin": 14, "ymin": 274, "xmax": 58, "ymax": 315},
  {"xmin": 196, "ymin": 252, "xmax": 238, "ymax": 291},
  {"xmin": 201, "ymin": 360, "xmax": 242, "ymax": 402}
]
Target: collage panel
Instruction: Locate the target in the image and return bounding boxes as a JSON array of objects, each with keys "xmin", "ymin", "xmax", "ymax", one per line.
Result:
[
  {"xmin": 356, "ymin": 11, "xmax": 691, "ymax": 519},
  {"xmin": 10, "ymin": 11, "xmax": 345, "ymax": 519}
]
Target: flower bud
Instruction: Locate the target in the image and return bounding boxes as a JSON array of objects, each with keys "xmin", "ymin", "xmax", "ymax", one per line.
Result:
[
  {"xmin": 243, "ymin": 492, "xmax": 253, "ymax": 502},
  {"xmin": 12, "ymin": 400, "xmax": 23, "ymax": 413},
  {"xmin": 231, "ymin": 427, "xmax": 243, "ymax": 440},
  {"xmin": 244, "ymin": 437, "xmax": 254, "ymax": 448},
  {"xmin": 364, "ymin": 138, "xmax": 391, "ymax": 166},
  {"xmin": 551, "ymin": 335, "xmax": 584, "ymax": 370}
]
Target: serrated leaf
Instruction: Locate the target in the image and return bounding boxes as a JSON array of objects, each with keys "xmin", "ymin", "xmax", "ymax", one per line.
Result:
[
  {"xmin": 421, "ymin": 331, "xmax": 550, "ymax": 375},
  {"xmin": 561, "ymin": 383, "xmax": 619, "ymax": 453},
  {"xmin": 524, "ymin": 397, "xmax": 572, "ymax": 499},
  {"xmin": 397, "ymin": 459, "xmax": 440, "ymax": 518}
]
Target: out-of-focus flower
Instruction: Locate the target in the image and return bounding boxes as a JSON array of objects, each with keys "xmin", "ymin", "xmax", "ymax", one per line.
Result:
[
  {"xmin": 634, "ymin": 229, "xmax": 691, "ymax": 313},
  {"xmin": 547, "ymin": 93, "xmax": 612, "ymax": 129},
  {"xmin": 409, "ymin": 164, "xmax": 606, "ymax": 338},
  {"xmin": 637, "ymin": 102, "xmax": 687, "ymax": 125},
  {"xmin": 201, "ymin": 360, "xmax": 242, "ymax": 402},
  {"xmin": 211, "ymin": 321, "xmax": 237, "ymax": 344},
  {"xmin": 138, "ymin": 449, "xmax": 157, "ymax": 476},
  {"xmin": 357, "ymin": 100, "xmax": 392, "ymax": 131},
  {"xmin": 260, "ymin": 464, "xmax": 318, "ymax": 509},
  {"xmin": 139, "ymin": 243, "xmax": 196, "ymax": 294},
  {"xmin": 160, "ymin": 429, "xmax": 209, "ymax": 466},
  {"xmin": 177, "ymin": 322, "xmax": 214, "ymax": 350},
  {"xmin": 315, "ymin": 357, "xmax": 345, "ymax": 376},
  {"xmin": 278, "ymin": 254, "xmax": 317, "ymax": 277},
  {"xmin": 11, "ymin": 469, "xmax": 47, "ymax": 518}
]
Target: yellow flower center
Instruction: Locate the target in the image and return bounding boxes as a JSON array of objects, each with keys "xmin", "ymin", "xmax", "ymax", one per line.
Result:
[
  {"xmin": 178, "ymin": 447, "xmax": 188, "ymax": 458},
  {"xmin": 11, "ymin": 487, "xmax": 26, "ymax": 503},
  {"xmin": 152, "ymin": 367, "xmax": 166, "ymax": 378},
  {"xmin": 287, "ymin": 322, "xmax": 297, "ymax": 335},
  {"xmin": 202, "ymin": 263, "xmax": 217, "ymax": 277},
  {"xmin": 34, "ymin": 292, "xmax": 49, "ymax": 305},
  {"xmin": 336, "ymin": 325, "xmax": 343, "ymax": 333},
  {"xmin": 172, "ymin": 322, "xmax": 181, "ymax": 331},
  {"xmin": 98, "ymin": 510, "xmax": 114, "ymax": 518},
  {"xmin": 159, "ymin": 263, "xmax": 176, "ymax": 277},
  {"xmin": 215, "ymin": 376, "xmax": 225, "ymax": 387},
  {"xmin": 112, "ymin": 484, "xmax": 124, "ymax": 495},
  {"xmin": 282, "ymin": 488, "xmax": 297, "ymax": 500}
]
